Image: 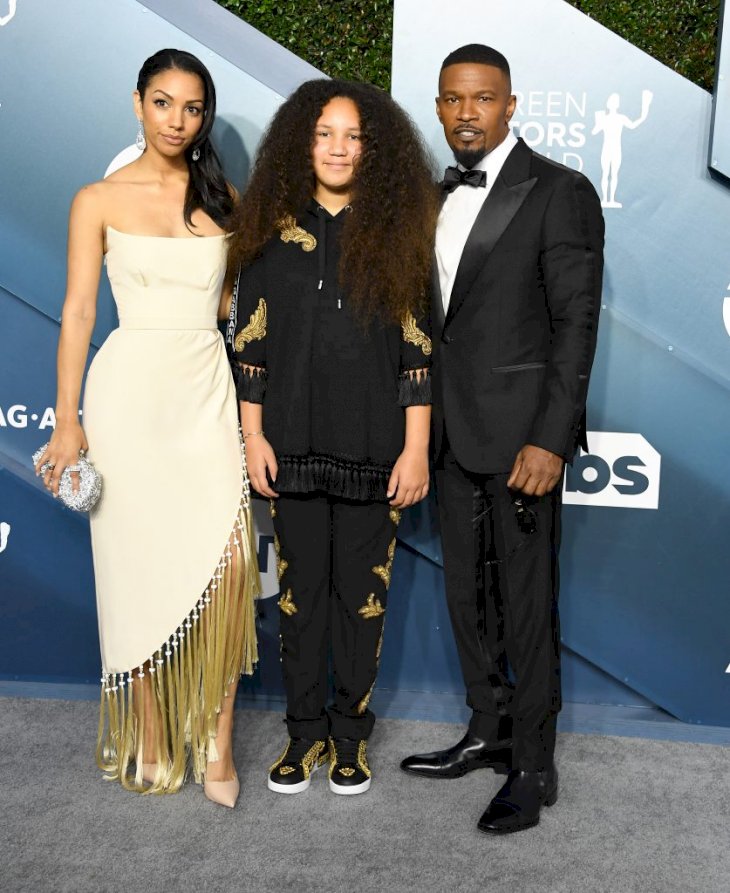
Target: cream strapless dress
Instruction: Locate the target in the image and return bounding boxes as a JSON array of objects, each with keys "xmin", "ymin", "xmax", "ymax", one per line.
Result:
[{"xmin": 83, "ymin": 227, "xmax": 259, "ymax": 792}]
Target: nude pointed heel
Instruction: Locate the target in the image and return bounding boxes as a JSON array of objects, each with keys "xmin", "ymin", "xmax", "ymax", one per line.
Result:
[{"xmin": 204, "ymin": 772, "xmax": 240, "ymax": 808}]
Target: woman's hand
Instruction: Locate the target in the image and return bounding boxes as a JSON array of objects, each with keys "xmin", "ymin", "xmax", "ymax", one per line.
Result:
[
  {"xmin": 36, "ymin": 420, "xmax": 88, "ymax": 496},
  {"xmin": 387, "ymin": 446, "xmax": 429, "ymax": 508},
  {"xmin": 245, "ymin": 434, "xmax": 279, "ymax": 498}
]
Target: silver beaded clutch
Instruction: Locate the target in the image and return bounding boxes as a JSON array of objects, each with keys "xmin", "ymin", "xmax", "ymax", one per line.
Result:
[{"xmin": 32, "ymin": 443, "xmax": 103, "ymax": 512}]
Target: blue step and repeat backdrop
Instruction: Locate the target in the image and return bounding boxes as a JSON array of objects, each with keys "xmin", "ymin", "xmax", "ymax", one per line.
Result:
[{"xmin": 1, "ymin": 0, "xmax": 729, "ymax": 727}]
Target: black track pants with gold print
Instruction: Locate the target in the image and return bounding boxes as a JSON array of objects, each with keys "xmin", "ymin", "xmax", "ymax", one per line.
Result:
[{"xmin": 272, "ymin": 492, "xmax": 400, "ymax": 740}]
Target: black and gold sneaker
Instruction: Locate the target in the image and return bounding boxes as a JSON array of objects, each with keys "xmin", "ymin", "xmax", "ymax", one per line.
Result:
[
  {"xmin": 328, "ymin": 737, "xmax": 372, "ymax": 795},
  {"xmin": 268, "ymin": 738, "xmax": 328, "ymax": 794}
]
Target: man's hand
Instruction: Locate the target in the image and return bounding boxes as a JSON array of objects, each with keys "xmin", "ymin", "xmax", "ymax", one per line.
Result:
[{"xmin": 507, "ymin": 444, "xmax": 564, "ymax": 497}]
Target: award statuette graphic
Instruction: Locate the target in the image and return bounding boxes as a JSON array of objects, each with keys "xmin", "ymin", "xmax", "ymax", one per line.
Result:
[
  {"xmin": 0, "ymin": 0, "xmax": 17, "ymax": 27},
  {"xmin": 593, "ymin": 89, "xmax": 653, "ymax": 208}
]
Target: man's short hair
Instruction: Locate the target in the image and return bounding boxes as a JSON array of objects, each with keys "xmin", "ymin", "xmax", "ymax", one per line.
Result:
[{"xmin": 440, "ymin": 44, "xmax": 511, "ymax": 85}]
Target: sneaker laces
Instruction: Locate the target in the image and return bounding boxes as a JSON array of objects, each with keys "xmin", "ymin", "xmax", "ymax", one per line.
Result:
[
  {"xmin": 285, "ymin": 737, "xmax": 322, "ymax": 765},
  {"xmin": 333, "ymin": 737, "xmax": 360, "ymax": 766}
]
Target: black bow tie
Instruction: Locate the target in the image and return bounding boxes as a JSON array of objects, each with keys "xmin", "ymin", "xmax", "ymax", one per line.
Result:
[{"xmin": 442, "ymin": 166, "xmax": 487, "ymax": 193}]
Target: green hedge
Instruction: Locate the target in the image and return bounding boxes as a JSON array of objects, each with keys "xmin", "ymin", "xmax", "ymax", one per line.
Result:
[
  {"xmin": 217, "ymin": 0, "xmax": 720, "ymax": 92},
  {"xmin": 218, "ymin": 0, "xmax": 393, "ymax": 89},
  {"xmin": 570, "ymin": 0, "xmax": 720, "ymax": 91}
]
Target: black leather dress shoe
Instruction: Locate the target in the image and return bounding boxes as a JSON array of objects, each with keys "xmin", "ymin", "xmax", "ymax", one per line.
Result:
[
  {"xmin": 400, "ymin": 732, "xmax": 511, "ymax": 779},
  {"xmin": 477, "ymin": 765, "xmax": 558, "ymax": 834}
]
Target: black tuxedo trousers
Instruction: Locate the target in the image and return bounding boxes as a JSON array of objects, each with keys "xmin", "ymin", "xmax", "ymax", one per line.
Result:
[{"xmin": 436, "ymin": 442, "xmax": 561, "ymax": 771}]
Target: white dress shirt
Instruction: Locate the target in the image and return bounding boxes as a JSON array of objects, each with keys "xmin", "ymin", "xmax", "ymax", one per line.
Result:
[{"xmin": 435, "ymin": 129, "xmax": 519, "ymax": 314}]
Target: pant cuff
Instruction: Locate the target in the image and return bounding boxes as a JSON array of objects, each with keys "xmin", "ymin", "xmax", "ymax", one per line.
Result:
[
  {"xmin": 327, "ymin": 706, "xmax": 376, "ymax": 740},
  {"xmin": 285, "ymin": 713, "xmax": 329, "ymax": 741},
  {"xmin": 468, "ymin": 711, "xmax": 513, "ymax": 745}
]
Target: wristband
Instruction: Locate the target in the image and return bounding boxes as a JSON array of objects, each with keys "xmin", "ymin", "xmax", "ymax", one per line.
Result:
[{"xmin": 242, "ymin": 430, "xmax": 264, "ymax": 440}]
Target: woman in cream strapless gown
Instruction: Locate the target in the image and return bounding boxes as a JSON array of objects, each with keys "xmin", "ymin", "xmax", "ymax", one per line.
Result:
[{"xmin": 37, "ymin": 50, "xmax": 258, "ymax": 807}]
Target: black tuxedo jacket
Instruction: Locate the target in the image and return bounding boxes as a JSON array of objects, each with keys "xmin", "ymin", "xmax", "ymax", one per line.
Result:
[{"xmin": 432, "ymin": 137, "xmax": 605, "ymax": 474}]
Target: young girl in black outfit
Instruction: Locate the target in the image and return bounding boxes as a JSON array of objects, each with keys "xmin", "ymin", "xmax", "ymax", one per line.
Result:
[{"xmin": 229, "ymin": 79, "xmax": 438, "ymax": 795}]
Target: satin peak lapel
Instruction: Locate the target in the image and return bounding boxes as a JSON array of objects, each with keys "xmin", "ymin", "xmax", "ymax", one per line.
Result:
[{"xmin": 446, "ymin": 149, "xmax": 537, "ymax": 325}]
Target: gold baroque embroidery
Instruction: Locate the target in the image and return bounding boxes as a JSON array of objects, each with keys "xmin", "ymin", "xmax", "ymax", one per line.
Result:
[
  {"xmin": 274, "ymin": 536, "xmax": 288, "ymax": 581},
  {"xmin": 278, "ymin": 588, "xmax": 297, "ymax": 616},
  {"xmin": 389, "ymin": 508, "xmax": 402, "ymax": 527},
  {"xmin": 358, "ymin": 740, "xmax": 371, "ymax": 778},
  {"xmin": 278, "ymin": 215, "xmax": 317, "ymax": 252},
  {"xmin": 358, "ymin": 593, "xmax": 385, "ymax": 620},
  {"xmin": 234, "ymin": 297, "xmax": 267, "ymax": 352},
  {"xmin": 357, "ymin": 625, "xmax": 385, "ymax": 714},
  {"xmin": 270, "ymin": 739, "xmax": 326, "ymax": 778},
  {"xmin": 371, "ymin": 538, "xmax": 396, "ymax": 589},
  {"xmin": 269, "ymin": 500, "xmax": 277, "ymax": 519},
  {"xmin": 327, "ymin": 739, "xmax": 371, "ymax": 779},
  {"xmin": 401, "ymin": 311, "xmax": 432, "ymax": 356}
]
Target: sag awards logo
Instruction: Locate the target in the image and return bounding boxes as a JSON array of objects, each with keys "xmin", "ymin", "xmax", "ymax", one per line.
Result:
[
  {"xmin": 511, "ymin": 88, "xmax": 653, "ymax": 209},
  {"xmin": 251, "ymin": 499, "xmax": 280, "ymax": 600},
  {"xmin": 563, "ymin": 432, "xmax": 661, "ymax": 510},
  {"xmin": 0, "ymin": 0, "xmax": 17, "ymax": 27},
  {"xmin": 105, "ymin": 144, "xmax": 142, "ymax": 179},
  {"xmin": 0, "ymin": 521, "xmax": 10, "ymax": 554},
  {"xmin": 0, "ymin": 405, "xmax": 71, "ymax": 429}
]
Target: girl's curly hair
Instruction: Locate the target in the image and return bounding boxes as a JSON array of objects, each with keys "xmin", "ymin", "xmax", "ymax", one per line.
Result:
[{"xmin": 228, "ymin": 78, "xmax": 439, "ymax": 325}]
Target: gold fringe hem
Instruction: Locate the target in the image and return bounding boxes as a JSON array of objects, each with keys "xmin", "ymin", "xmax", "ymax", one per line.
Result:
[{"xmin": 95, "ymin": 440, "xmax": 260, "ymax": 794}]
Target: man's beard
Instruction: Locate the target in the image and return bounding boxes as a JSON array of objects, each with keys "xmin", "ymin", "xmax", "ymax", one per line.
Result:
[{"xmin": 453, "ymin": 147, "xmax": 487, "ymax": 169}]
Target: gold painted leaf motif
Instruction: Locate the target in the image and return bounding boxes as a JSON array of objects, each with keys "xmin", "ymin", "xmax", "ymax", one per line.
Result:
[
  {"xmin": 278, "ymin": 215, "xmax": 317, "ymax": 252},
  {"xmin": 234, "ymin": 297, "xmax": 267, "ymax": 353},
  {"xmin": 371, "ymin": 538, "xmax": 396, "ymax": 589},
  {"xmin": 358, "ymin": 593, "xmax": 385, "ymax": 619},
  {"xmin": 278, "ymin": 589, "xmax": 297, "ymax": 616},
  {"xmin": 401, "ymin": 311, "xmax": 432, "ymax": 356},
  {"xmin": 274, "ymin": 536, "xmax": 288, "ymax": 581}
]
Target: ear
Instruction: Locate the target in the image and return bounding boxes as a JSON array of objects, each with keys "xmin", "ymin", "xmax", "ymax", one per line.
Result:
[
  {"xmin": 133, "ymin": 90, "xmax": 143, "ymax": 122},
  {"xmin": 506, "ymin": 93, "xmax": 517, "ymax": 124}
]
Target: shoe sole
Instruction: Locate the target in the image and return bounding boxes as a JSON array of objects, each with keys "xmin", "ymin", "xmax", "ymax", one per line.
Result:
[
  {"xmin": 400, "ymin": 762, "xmax": 511, "ymax": 779},
  {"xmin": 267, "ymin": 759, "xmax": 323, "ymax": 795},
  {"xmin": 329, "ymin": 776, "xmax": 371, "ymax": 796},
  {"xmin": 476, "ymin": 786, "xmax": 558, "ymax": 835}
]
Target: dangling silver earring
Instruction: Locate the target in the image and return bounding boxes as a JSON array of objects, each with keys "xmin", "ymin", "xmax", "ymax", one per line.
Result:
[
  {"xmin": 135, "ymin": 120, "xmax": 146, "ymax": 151},
  {"xmin": 191, "ymin": 147, "xmax": 201, "ymax": 162}
]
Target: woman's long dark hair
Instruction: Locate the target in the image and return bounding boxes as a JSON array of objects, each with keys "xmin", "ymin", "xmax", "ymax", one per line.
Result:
[
  {"xmin": 137, "ymin": 49, "xmax": 233, "ymax": 230},
  {"xmin": 228, "ymin": 78, "xmax": 439, "ymax": 325}
]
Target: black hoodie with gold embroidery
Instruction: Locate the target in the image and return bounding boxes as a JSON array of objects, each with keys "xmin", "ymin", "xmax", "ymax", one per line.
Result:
[{"xmin": 233, "ymin": 200, "xmax": 431, "ymax": 502}]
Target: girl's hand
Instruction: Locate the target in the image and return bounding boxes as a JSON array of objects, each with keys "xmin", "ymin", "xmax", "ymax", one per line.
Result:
[
  {"xmin": 245, "ymin": 434, "xmax": 279, "ymax": 498},
  {"xmin": 387, "ymin": 447, "xmax": 429, "ymax": 508},
  {"xmin": 36, "ymin": 421, "xmax": 88, "ymax": 496}
]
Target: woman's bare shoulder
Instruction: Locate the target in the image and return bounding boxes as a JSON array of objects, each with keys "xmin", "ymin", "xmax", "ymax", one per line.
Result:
[{"xmin": 71, "ymin": 164, "xmax": 146, "ymax": 221}]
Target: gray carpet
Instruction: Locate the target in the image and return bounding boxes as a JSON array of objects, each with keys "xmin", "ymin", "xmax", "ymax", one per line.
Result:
[{"xmin": 0, "ymin": 698, "xmax": 728, "ymax": 893}]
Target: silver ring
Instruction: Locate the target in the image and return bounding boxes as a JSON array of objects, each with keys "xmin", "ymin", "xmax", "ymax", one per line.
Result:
[
  {"xmin": 47, "ymin": 463, "xmax": 56, "ymax": 471},
  {"xmin": 67, "ymin": 465, "xmax": 81, "ymax": 472}
]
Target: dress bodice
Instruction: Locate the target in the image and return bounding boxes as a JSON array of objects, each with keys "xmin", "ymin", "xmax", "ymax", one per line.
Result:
[{"xmin": 105, "ymin": 226, "xmax": 228, "ymax": 330}]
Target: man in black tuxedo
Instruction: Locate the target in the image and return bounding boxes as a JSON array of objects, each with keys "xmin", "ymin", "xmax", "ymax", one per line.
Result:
[{"xmin": 401, "ymin": 44, "xmax": 604, "ymax": 834}]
